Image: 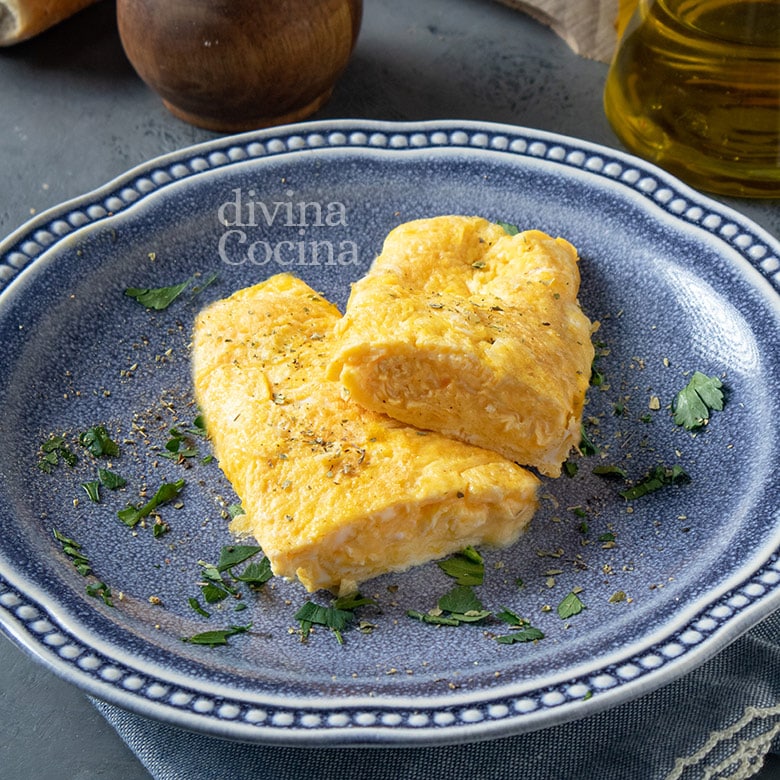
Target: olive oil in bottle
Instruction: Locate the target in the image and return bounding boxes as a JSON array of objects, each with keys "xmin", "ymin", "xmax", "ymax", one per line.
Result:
[{"xmin": 604, "ymin": 0, "xmax": 780, "ymax": 198}]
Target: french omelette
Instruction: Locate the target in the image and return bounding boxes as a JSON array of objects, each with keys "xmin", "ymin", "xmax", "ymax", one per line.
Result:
[
  {"xmin": 192, "ymin": 273, "xmax": 539, "ymax": 594},
  {"xmin": 327, "ymin": 216, "xmax": 595, "ymax": 477}
]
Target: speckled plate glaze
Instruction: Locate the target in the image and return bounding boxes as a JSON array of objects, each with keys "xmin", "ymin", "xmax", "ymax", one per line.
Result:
[{"xmin": 0, "ymin": 120, "xmax": 778, "ymax": 746}]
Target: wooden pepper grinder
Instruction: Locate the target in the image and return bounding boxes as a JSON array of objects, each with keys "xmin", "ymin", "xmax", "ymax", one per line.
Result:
[{"xmin": 117, "ymin": 0, "xmax": 362, "ymax": 132}]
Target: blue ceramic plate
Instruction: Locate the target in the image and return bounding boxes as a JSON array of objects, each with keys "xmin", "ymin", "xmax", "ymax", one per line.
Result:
[{"xmin": 0, "ymin": 120, "xmax": 778, "ymax": 746}]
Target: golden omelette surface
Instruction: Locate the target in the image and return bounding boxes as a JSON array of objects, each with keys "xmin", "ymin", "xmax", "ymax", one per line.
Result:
[
  {"xmin": 192, "ymin": 273, "xmax": 539, "ymax": 594},
  {"xmin": 327, "ymin": 216, "xmax": 595, "ymax": 477}
]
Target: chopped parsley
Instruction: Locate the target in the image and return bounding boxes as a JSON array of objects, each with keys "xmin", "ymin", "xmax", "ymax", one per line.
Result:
[
  {"xmin": 160, "ymin": 415, "xmax": 209, "ymax": 462},
  {"xmin": 85, "ymin": 580, "xmax": 114, "ymax": 607},
  {"xmin": 620, "ymin": 464, "xmax": 689, "ymax": 500},
  {"xmin": 212, "ymin": 545, "xmax": 274, "ymax": 588},
  {"xmin": 53, "ymin": 529, "xmax": 113, "ymax": 606},
  {"xmin": 81, "ymin": 480, "xmax": 101, "ymax": 503},
  {"xmin": 187, "ymin": 546, "xmax": 272, "ymax": 618},
  {"xmin": 38, "ymin": 435, "xmax": 77, "ymax": 473},
  {"xmin": 332, "ymin": 592, "xmax": 376, "ymax": 611},
  {"xmin": 182, "ymin": 624, "xmax": 251, "ymax": 646},
  {"xmin": 98, "ymin": 467, "xmax": 126, "ymax": 490},
  {"xmin": 189, "ymin": 271, "xmax": 219, "ymax": 298},
  {"xmin": 557, "ymin": 590, "xmax": 586, "ymax": 620},
  {"xmin": 496, "ymin": 627, "xmax": 545, "ymax": 644},
  {"xmin": 190, "ymin": 414, "xmax": 208, "ymax": 437},
  {"xmin": 563, "ymin": 460, "xmax": 579, "ymax": 477},
  {"xmin": 496, "ymin": 221, "xmax": 520, "ymax": 236},
  {"xmin": 232, "ymin": 557, "xmax": 273, "ymax": 585},
  {"xmin": 293, "ymin": 592, "xmax": 376, "ymax": 643},
  {"xmin": 79, "ymin": 426, "xmax": 120, "ymax": 458},
  {"xmin": 406, "ymin": 610, "xmax": 463, "ymax": 627},
  {"xmin": 673, "ymin": 372, "xmax": 724, "ymax": 430},
  {"xmin": 437, "ymin": 546, "xmax": 484, "ymax": 585},
  {"xmin": 437, "ymin": 584, "xmax": 488, "ymax": 619},
  {"xmin": 579, "ymin": 423, "xmax": 599, "ymax": 456},
  {"xmin": 592, "ymin": 464, "xmax": 628, "ymax": 479},
  {"xmin": 117, "ymin": 479, "xmax": 185, "ymax": 528},
  {"xmin": 80, "ymin": 468, "xmax": 127, "ymax": 504},
  {"xmin": 187, "ymin": 596, "xmax": 211, "ymax": 617},
  {"xmin": 162, "ymin": 428, "xmax": 198, "ymax": 460},
  {"xmin": 125, "ymin": 277, "xmax": 193, "ymax": 310},
  {"xmin": 494, "ymin": 607, "xmax": 545, "ymax": 644},
  {"xmin": 407, "ymin": 584, "xmax": 491, "ymax": 627},
  {"xmin": 590, "ymin": 363, "xmax": 606, "ymax": 387},
  {"xmin": 217, "ymin": 544, "xmax": 263, "ymax": 572},
  {"xmin": 54, "ymin": 528, "xmax": 92, "ymax": 576},
  {"xmin": 197, "ymin": 561, "xmax": 237, "ymax": 604}
]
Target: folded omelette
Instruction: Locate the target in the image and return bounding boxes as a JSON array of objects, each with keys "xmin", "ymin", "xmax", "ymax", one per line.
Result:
[
  {"xmin": 192, "ymin": 273, "xmax": 539, "ymax": 594},
  {"xmin": 327, "ymin": 216, "xmax": 595, "ymax": 477}
]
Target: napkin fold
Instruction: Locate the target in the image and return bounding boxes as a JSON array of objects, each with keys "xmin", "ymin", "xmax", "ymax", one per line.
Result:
[
  {"xmin": 494, "ymin": 0, "xmax": 638, "ymax": 62},
  {"xmin": 93, "ymin": 610, "xmax": 780, "ymax": 780}
]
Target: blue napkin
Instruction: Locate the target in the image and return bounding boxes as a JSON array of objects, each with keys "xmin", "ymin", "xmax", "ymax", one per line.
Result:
[{"xmin": 93, "ymin": 610, "xmax": 780, "ymax": 780}]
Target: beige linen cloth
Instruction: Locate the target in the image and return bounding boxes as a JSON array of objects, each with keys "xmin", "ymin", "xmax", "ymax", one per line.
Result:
[{"xmin": 495, "ymin": 0, "xmax": 638, "ymax": 62}]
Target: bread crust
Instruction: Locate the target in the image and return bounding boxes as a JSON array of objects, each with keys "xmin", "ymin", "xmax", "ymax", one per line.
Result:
[{"xmin": 0, "ymin": 0, "xmax": 98, "ymax": 45}]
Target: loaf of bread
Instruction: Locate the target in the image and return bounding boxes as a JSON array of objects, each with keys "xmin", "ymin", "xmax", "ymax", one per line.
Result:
[{"xmin": 0, "ymin": 0, "xmax": 98, "ymax": 45}]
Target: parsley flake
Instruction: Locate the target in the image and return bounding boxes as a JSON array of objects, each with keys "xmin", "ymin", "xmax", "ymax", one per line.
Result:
[
  {"xmin": 579, "ymin": 424, "xmax": 599, "ymax": 456},
  {"xmin": 86, "ymin": 581, "xmax": 114, "ymax": 607},
  {"xmin": 557, "ymin": 591, "xmax": 586, "ymax": 620},
  {"xmin": 408, "ymin": 585, "xmax": 491, "ymax": 627},
  {"xmin": 117, "ymin": 479, "xmax": 185, "ymax": 528},
  {"xmin": 233, "ymin": 558, "xmax": 273, "ymax": 586},
  {"xmin": 496, "ymin": 627, "xmax": 545, "ymax": 644},
  {"xmin": 295, "ymin": 601, "xmax": 354, "ymax": 644},
  {"xmin": 125, "ymin": 277, "xmax": 193, "ymax": 310},
  {"xmin": 437, "ymin": 547, "xmax": 484, "ymax": 585},
  {"xmin": 182, "ymin": 624, "xmax": 251, "ymax": 646},
  {"xmin": 54, "ymin": 529, "xmax": 114, "ymax": 606},
  {"xmin": 38, "ymin": 435, "xmax": 77, "ymax": 472},
  {"xmin": 673, "ymin": 372, "xmax": 724, "ymax": 430},
  {"xmin": 195, "ymin": 545, "xmax": 274, "ymax": 590},
  {"xmin": 406, "ymin": 610, "xmax": 462, "ymax": 626},
  {"xmin": 216, "ymin": 545, "xmax": 262, "ymax": 572},
  {"xmin": 79, "ymin": 426, "xmax": 120, "ymax": 458},
  {"xmin": 494, "ymin": 608, "xmax": 545, "ymax": 644},
  {"xmin": 495, "ymin": 607, "xmax": 524, "ymax": 625},
  {"xmin": 592, "ymin": 464, "xmax": 628, "ymax": 479},
  {"xmin": 437, "ymin": 584, "xmax": 485, "ymax": 616},
  {"xmin": 54, "ymin": 528, "xmax": 92, "ymax": 577},
  {"xmin": 294, "ymin": 593, "xmax": 376, "ymax": 644},
  {"xmin": 98, "ymin": 468, "xmax": 126, "ymax": 490},
  {"xmin": 620, "ymin": 464, "xmax": 689, "ymax": 500},
  {"xmin": 81, "ymin": 480, "xmax": 101, "ymax": 503},
  {"xmin": 496, "ymin": 221, "xmax": 520, "ymax": 235}
]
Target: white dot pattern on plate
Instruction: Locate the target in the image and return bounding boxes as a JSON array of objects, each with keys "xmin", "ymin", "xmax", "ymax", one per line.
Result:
[
  {"xmin": 300, "ymin": 713, "xmax": 322, "ymax": 728},
  {"xmin": 0, "ymin": 123, "xmax": 778, "ymax": 743},
  {"xmin": 58, "ymin": 644, "xmax": 81, "ymax": 660}
]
